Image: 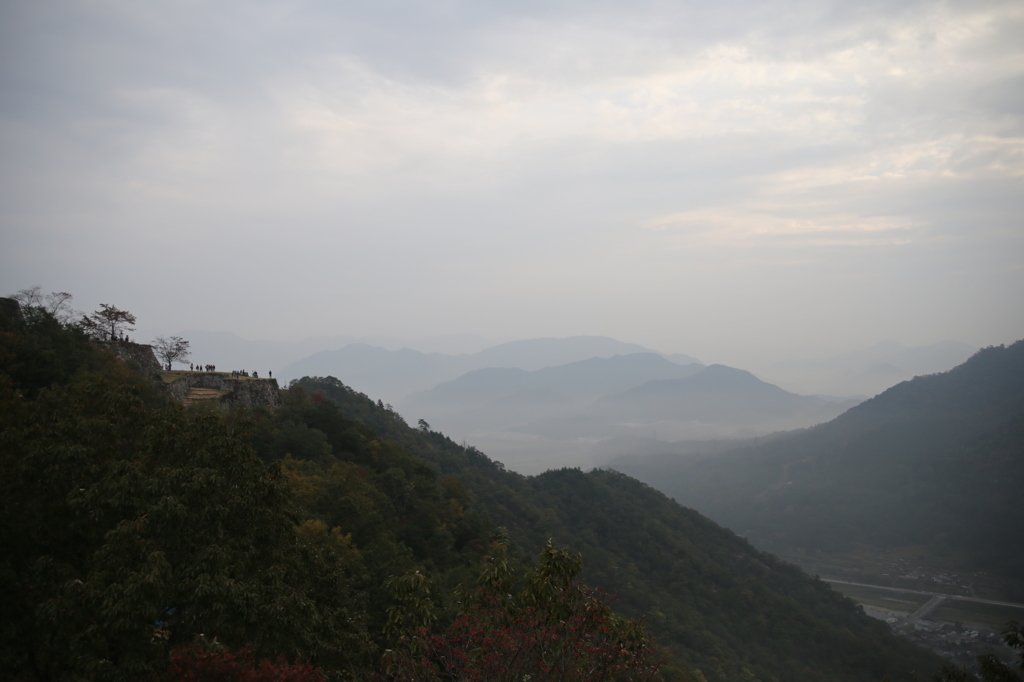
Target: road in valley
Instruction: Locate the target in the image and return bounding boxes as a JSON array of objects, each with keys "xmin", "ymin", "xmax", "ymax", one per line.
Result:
[{"xmin": 822, "ymin": 578, "xmax": 1024, "ymax": 611}]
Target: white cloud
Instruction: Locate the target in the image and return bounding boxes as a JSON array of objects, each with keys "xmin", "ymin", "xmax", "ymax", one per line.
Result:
[
  {"xmin": 648, "ymin": 207, "xmax": 921, "ymax": 247},
  {"xmin": 1, "ymin": 0, "xmax": 1023, "ymax": 358}
]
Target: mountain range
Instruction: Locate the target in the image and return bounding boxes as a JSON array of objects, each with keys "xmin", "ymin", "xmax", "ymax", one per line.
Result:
[
  {"xmin": 611, "ymin": 341, "xmax": 1024, "ymax": 598},
  {"xmin": 402, "ymin": 353, "xmax": 702, "ymax": 429},
  {"xmin": 760, "ymin": 339, "xmax": 977, "ymax": 396},
  {"xmin": 596, "ymin": 364, "xmax": 857, "ymax": 428},
  {"xmin": 1, "ymin": 296, "xmax": 950, "ymax": 681},
  {"xmin": 168, "ymin": 329, "xmax": 496, "ymax": 380},
  {"xmin": 178, "ymin": 330, "xmax": 979, "ymax": 475},
  {"xmin": 282, "ymin": 336, "xmax": 669, "ymax": 402},
  {"xmin": 402, "ymin": 355, "xmax": 858, "ymax": 473},
  {"xmin": 178, "ymin": 328, "xmax": 972, "ymax": 404}
]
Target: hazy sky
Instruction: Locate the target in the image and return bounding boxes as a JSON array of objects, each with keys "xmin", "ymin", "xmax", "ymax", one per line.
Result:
[{"xmin": 2, "ymin": 0, "xmax": 1022, "ymax": 367}]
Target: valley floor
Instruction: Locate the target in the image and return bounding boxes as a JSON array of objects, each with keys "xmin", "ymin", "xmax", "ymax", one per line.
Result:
[{"xmin": 775, "ymin": 548, "xmax": 1024, "ymax": 673}]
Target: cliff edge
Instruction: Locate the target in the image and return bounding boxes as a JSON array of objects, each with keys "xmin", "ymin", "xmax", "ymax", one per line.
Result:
[
  {"xmin": 161, "ymin": 371, "xmax": 282, "ymax": 411},
  {"xmin": 95, "ymin": 340, "xmax": 163, "ymax": 377}
]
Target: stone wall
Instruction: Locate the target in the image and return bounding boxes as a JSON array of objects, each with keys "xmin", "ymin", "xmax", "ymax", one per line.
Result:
[
  {"xmin": 95, "ymin": 340, "xmax": 164, "ymax": 378},
  {"xmin": 161, "ymin": 372, "xmax": 282, "ymax": 411}
]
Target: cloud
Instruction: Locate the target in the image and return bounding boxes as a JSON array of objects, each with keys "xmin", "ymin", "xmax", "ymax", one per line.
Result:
[
  {"xmin": 1, "ymin": 0, "xmax": 1022, "ymax": 358},
  {"xmin": 648, "ymin": 207, "xmax": 921, "ymax": 248}
]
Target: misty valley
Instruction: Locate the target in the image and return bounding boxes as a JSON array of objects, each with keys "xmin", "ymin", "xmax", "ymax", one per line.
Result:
[
  {"xmin": 6, "ymin": 1, "xmax": 1022, "ymax": 680},
  {"xmin": 2, "ymin": 292, "xmax": 1022, "ymax": 682}
]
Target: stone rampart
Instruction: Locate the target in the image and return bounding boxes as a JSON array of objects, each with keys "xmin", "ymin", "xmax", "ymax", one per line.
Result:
[
  {"xmin": 96, "ymin": 340, "xmax": 163, "ymax": 378},
  {"xmin": 161, "ymin": 372, "xmax": 282, "ymax": 411}
]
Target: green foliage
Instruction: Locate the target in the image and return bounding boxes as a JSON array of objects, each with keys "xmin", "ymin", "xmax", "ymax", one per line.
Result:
[
  {"xmin": 295, "ymin": 375, "xmax": 944, "ymax": 682},
  {"xmin": 384, "ymin": 571, "xmax": 438, "ymax": 638},
  {"xmin": 0, "ymin": 375, "xmax": 374, "ymax": 679},
  {"xmin": 240, "ymin": 383, "xmax": 495, "ymax": 647},
  {"xmin": 167, "ymin": 641, "xmax": 327, "ymax": 681},
  {"xmin": 973, "ymin": 620, "xmax": 1024, "ymax": 682},
  {"xmin": 0, "ymin": 296, "xmax": 117, "ymax": 396},
  {"xmin": 0, "ymin": 304, "xmax": 948, "ymax": 682},
  {"xmin": 381, "ymin": 535, "xmax": 664, "ymax": 682},
  {"xmin": 931, "ymin": 663, "xmax": 973, "ymax": 681},
  {"xmin": 80, "ymin": 302, "xmax": 137, "ymax": 340}
]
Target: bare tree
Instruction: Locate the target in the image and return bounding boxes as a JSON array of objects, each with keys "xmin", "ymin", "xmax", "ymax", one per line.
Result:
[
  {"xmin": 153, "ymin": 336, "xmax": 191, "ymax": 370},
  {"xmin": 9, "ymin": 286, "xmax": 80, "ymax": 325},
  {"xmin": 11, "ymin": 285, "xmax": 44, "ymax": 308},
  {"xmin": 81, "ymin": 304, "xmax": 137, "ymax": 340},
  {"xmin": 44, "ymin": 291, "xmax": 78, "ymax": 324}
]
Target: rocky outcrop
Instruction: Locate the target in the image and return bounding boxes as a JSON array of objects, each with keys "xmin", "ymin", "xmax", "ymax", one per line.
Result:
[
  {"xmin": 95, "ymin": 340, "xmax": 163, "ymax": 378},
  {"xmin": 161, "ymin": 372, "xmax": 282, "ymax": 411}
]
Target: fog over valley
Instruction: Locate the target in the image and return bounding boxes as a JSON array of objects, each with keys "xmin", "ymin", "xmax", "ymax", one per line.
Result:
[{"xmin": 153, "ymin": 330, "xmax": 973, "ymax": 473}]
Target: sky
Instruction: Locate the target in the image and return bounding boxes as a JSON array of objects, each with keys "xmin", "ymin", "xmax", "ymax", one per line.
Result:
[{"xmin": 2, "ymin": 0, "xmax": 1023, "ymax": 368}]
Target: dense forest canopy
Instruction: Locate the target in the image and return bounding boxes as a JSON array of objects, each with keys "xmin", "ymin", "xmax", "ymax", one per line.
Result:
[{"xmin": 0, "ymin": 297, "xmax": 945, "ymax": 681}]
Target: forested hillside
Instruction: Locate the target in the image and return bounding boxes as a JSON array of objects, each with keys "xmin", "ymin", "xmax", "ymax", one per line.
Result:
[
  {"xmin": 612, "ymin": 342, "xmax": 1024, "ymax": 597},
  {"xmin": 0, "ymin": 299, "xmax": 943, "ymax": 681},
  {"xmin": 297, "ymin": 375, "xmax": 942, "ymax": 681}
]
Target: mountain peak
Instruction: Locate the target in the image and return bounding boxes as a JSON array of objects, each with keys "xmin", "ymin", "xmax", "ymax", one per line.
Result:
[{"xmin": 692, "ymin": 364, "xmax": 770, "ymax": 387}]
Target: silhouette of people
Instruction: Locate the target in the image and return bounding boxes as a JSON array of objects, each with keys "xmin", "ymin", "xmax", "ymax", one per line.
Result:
[{"xmin": 268, "ymin": 370, "xmax": 272, "ymax": 378}]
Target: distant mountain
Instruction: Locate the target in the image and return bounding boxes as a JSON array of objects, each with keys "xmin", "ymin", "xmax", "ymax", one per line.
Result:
[
  {"xmin": 665, "ymin": 352, "xmax": 703, "ymax": 365},
  {"xmin": 175, "ymin": 330, "xmax": 362, "ymax": 375},
  {"xmin": 829, "ymin": 339, "xmax": 977, "ymax": 376},
  {"xmin": 402, "ymin": 356, "xmax": 858, "ymax": 474},
  {"xmin": 405, "ymin": 333, "xmax": 492, "ymax": 355},
  {"xmin": 417, "ymin": 352, "xmax": 702, "ymax": 404},
  {"xmin": 282, "ymin": 336, "xmax": 670, "ymax": 402},
  {"xmin": 285, "ymin": 344, "xmax": 471, "ymax": 404},
  {"xmin": 176, "ymin": 331, "xmax": 495, "ymax": 381},
  {"xmin": 401, "ymin": 353, "xmax": 703, "ymax": 439},
  {"xmin": 611, "ymin": 341, "xmax": 1024, "ymax": 596},
  {"xmin": 596, "ymin": 364, "xmax": 858, "ymax": 433},
  {"xmin": 469, "ymin": 336, "xmax": 655, "ymax": 371},
  {"xmin": 762, "ymin": 339, "xmax": 977, "ymax": 397},
  {"xmin": 598, "ymin": 364, "xmax": 847, "ymax": 417}
]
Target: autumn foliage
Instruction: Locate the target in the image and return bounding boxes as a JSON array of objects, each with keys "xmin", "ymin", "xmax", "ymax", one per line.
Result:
[
  {"xmin": 167, "ymin": 643, "xmax": 324, "ymax": 681},
  {"xmin": 379, "ymin": 535, "xmax": 663, "ymax": 682}
]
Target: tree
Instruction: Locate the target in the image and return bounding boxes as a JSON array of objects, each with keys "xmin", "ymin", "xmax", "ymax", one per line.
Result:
[
  {"xmin": 933, "ymin": 621, "xmax": 1024, "ymax": 682},
  {"xmin": 81, "ymin": 303, "xmax": 136, "ymax": 340},
  {"xmin": 44, "ymin": 291, "xmax": 77, "ymax": 324},
  {"xmin": 167, "ymin": 641, "xmax": 326, "ymax": 681},
  {"xmin": 9, "ymin": 286, "xmax": 79, "ymax": 324},
  {"xmin": 380, "ymin": 533, "xmax": 664, "ymax": 682},
  {"xmin": 10, "ymin": 285, "xmax": 44, "ymax": 307},
  {"xmin": 153, "ymin": 335, "xmax": 191, "ymax": 369},
  {"xmin": 0, "ymin": 375, "xmax": 375, "ymax": 681},
  {"xmin": 0, "ymin": 294, "xmax": 114, "ymax": 396},
  {"xmin": 975, "ymin": 620, "xmax": 1024, "ymax": 682}
]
